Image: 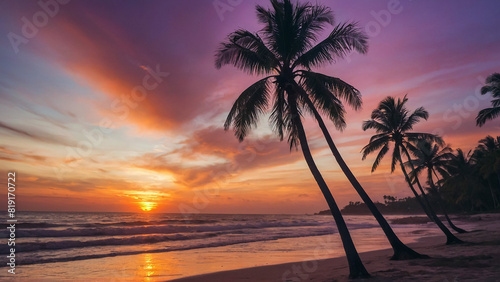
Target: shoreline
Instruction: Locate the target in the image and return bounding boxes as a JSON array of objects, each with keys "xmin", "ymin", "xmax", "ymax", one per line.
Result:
[{"xmin": 169, "ymin": 214, "xmax": 500, "ymax": 282}]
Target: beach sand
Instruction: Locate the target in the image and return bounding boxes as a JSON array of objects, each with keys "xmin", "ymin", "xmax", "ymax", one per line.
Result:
[{"xmin": 170, "ymin": 214, "xmax": 500, "ymax": 282}]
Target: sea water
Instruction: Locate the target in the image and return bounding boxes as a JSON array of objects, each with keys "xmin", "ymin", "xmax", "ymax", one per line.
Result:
[{"xmin": 0, "ymin": 212, "xmax": 462, "ymax": 280}]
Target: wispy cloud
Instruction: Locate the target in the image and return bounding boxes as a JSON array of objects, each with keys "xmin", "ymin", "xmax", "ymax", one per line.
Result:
[{"xmin": 0, "ymin": 121, "xmax": 73, "ymax": 146}]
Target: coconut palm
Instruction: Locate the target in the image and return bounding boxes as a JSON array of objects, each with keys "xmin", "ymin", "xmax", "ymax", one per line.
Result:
[
  {"xmin": 442, "ymin": 149, "xmax": 490, "ymax": 212},
  {"xmin": 473, "ymin": 136, "xmax": 500, "ymax": 208},
  {"xmin": 216, "ymin": 0, "xmax": 371, "ymax": 277},
  {"xmin": 296, "ymin": 84, "xmax": 425, "ymax": 259},
  {"xmin": 361, "ymin": 95, "xmax": 463, "ymax": 244},
  {"xmin": 476, "ymin": 73, "xmax": 500, "ymax": 126},
  {"xmin": 217, "ymin": 0, "xmax": 424, "ymax": 262},
  {"xmin": 406, "ymin": 139, "xmax": 467, "ymax": 233}
]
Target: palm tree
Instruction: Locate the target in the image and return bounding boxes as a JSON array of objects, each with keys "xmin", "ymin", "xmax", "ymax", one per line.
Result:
[
  {"xmin": 295, "ymin": 83, "xmax": 425, "ymax": 259},
  {"xmin": 442, "ymin": 149, "xmax": 490, "ymax": 212},
  {"xmin": 406, "ymin": 140, "xmax": 467, "ymax": 233},
  {"xmin": 216, "ymin": 0, "xmax": 370, "ymax": 277},
  {"xmin": 361, "ymin": 95, "xmax": 463, "ymax": 244},
  {"xmin": 473, "ymin": 136, "xmax": 500, "ymax": 208},
  {"xmin": 476, "ymin": 73, "xmax": 500, "ymax": 126}
]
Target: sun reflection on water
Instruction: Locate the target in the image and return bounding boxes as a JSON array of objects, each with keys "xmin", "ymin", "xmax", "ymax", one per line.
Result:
[{"xmin": 142, "ymin": 253, "xmax": 156, "ymax": 281}]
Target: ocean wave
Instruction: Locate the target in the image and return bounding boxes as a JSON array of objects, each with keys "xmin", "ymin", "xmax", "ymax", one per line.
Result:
[
  {"xmin": 0, "ymin": 219, "xmax": 220, "ymax": 229},
  {"xmin": 0, "ymin": 222, "xmax": 65, "ymax": 229},
  {"xmin": 3, "ymin": 220, "xmax": 331, "ymax": 238},
  {"xmin": 74, "ymin": 219, "xmax": 220, "ymax": 227},
  {"xmin": 0, "ymin": 222, "xmax": 379, "ymax": 256},
  {"xmin": 0, "ymin": 232, "xmax": 218, "ymax": 254},
  {"xmin": 15, "ymin": 227, "xmax": 335, "ymax": 265}
]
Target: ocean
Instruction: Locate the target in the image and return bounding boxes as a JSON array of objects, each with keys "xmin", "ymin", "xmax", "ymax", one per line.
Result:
[{"xmin": 0, "ymin": 212, "xmax": 463, "ymax": 280}]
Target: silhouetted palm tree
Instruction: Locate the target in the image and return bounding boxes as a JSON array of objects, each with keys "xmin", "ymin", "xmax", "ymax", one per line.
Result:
[
  {"xmin": 406, "ymin": 140, "xmax": 467, "ymax": 233},
  {"xmin": 476, "ymin": 73, "xmax": 500, "ymax": 126},
  {"xmin": 442, "ymin": 149, "xmax": 489, "ymax": 212},
  {"xmin": 216, "ymin": 0, "xmax": 371, "ymax": 277},
  {"xmin": 296, "ymin": 81, "xmax": 425, "ymax": 259},
  {"xmin": 361, "ymin": 95, "xmax": 463, "ymax": 244},
  {"xmin": 473, "ymin": 136, "xmax": 500, "ymax": 208}
]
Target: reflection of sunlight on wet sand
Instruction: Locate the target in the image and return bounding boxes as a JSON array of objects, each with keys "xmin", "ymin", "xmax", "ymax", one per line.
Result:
[
  {"xmin": 134, "ymin": 252, "xmax": 183, "ymax": 281},
  {"xmin": 143, "ymin": 253, "xmax": 156, "ymax": 280}
]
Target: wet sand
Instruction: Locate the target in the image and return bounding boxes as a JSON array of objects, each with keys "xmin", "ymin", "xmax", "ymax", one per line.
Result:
[{"xmin": 169, "ymin": 214, "xmax": 500, "ymax": 282}]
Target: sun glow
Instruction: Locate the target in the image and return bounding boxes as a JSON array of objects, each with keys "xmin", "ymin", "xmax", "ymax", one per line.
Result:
[
  {"xmin": 125, "ymin": 191, "xmax": 168, "ymax": 212},
  {"xmin": 139, "ymin": 201, "xmax": 157, "ymax": 212}
]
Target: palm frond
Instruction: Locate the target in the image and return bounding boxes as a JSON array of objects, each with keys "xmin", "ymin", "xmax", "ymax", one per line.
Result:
[
  {"xmin": 361, "ymin": 135, "xmax": 390, "ymax": 160},
  {"xmin": 299, "ymin": 70, "xmax": 362, "ymax": 110},
  {"xmin": 371, "ymin": 143, "xmax": 389, "ymax": 172},
  {"xmin": 289, "ymin": 3, "xmax": 334, "ymax": 59},
  {"xmin": 476, "ymin": 106, "xmax": 500, "ymax": 127},
  {"xmin": 362, "ymin": 119, "xmax": 390, "ymax": 133},
  {"xmin": 224, "ymin": 77, "xmax": 272, "ymax": 141},
  {"xmin": 293, "ymin": 22, "xmax": 368, "ymax": 69},
  {"xmin": 286, "ymin": 98, "xmax": 302, "ymax": 150},
  {"xmin": 435, "ymin": 166, "xmax": 450, "ymax": 179},
  {"xmin": 215, "ymin": 29, "xmax": 279, "ymax": 74},
  {"xmin": 256, "ymin": 0, "xmax": 295, "ymax": 62},
  {"xmin": 405, "ymin": 132, "xmax": 444, "ymax": 146},
  {"xmin": 481, "ymin": 73, "xmax": 500, "ymax": 97},
  {"xmin": 269, "ymin": 87, "xmax": 288, "ymax": 141},
  {"xmin": 403, "ymin": 141, "xmax": 421, "ymax": 159},
  {"xmin": 298, "ymin": 73, "xmax": 347, "ymax": 130},
  {"xmin": 391, "ymin": 145, "xmax": 400, "ymax": 172},
  {"xmin": 400, "ymin": 107, "xmax": 429, "ymax": 132}
]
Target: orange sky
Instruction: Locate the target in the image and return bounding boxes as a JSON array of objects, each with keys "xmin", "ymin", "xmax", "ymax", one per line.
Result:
[{"xmin": 0, "ymin": 0, "xmax": 499, "ymax": 214}]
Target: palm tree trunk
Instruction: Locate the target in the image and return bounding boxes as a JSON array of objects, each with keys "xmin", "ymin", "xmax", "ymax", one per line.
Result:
[
  {"xmin": 394, "ymin": 150, "xmax": 432, "ymax": 219},
  {"xmin": 488, "ymin": 181, "xmax": 499, "ymax": 209},
  {"xmin": 491, "ymin": 171, "xmax": 500, "ymax": 208},
  {"xmin": 299, "ymin": 93, "xmax": 426, "ymax": 260},
  {"xmin": 401, "ymin": 149, "xmax": 463, "ymax": 244},
  {"xmin": 497, "ymin": 170, "xmax": 500, "ymax": 193},
  {"xmin": 431, "ymin": 169, "xmax": 467, "ymax": 233},
  {"xmin": 291, "ymin": 108, "xmax": 369, "ymax": 278}
]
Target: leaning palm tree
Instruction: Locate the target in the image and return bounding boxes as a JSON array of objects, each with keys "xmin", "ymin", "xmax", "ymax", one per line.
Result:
[
  {"xmin": 361, "ymin": 95, "xmax": 463, "ymax": 244},
  {"xmin": 476, "ymin": 73, "xmax": 500, "ymax": 126},
  {"xmin": 296, "ymin": 70, "xmax": 425, "ymax": 260},
  {"xmin": 216, "ymin": 0, "xmax": 370, "ymax": 277},
  {"xmin": 216, "ymin": 0, "xmax": 424, "ymax": 262},
  {"xmin": 406, "ymin": 139, "xmax": 467, "ymax": 233}
]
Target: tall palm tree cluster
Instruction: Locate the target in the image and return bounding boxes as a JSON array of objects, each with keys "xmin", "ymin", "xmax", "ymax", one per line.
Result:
[
  {"xmin": 440, "ymin": 136, "xmax": 500, "ymax": 212},
  {"xmin": 215, "ymin": 0, "xmax": 498, "ymax": 278},
  {"xmin": 361, "ymin": 96, "xmax": 464, "ymax": 244}
]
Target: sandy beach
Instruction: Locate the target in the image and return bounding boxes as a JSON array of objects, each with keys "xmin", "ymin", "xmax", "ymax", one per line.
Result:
[{"xmin": 170, "ymin": 214, "xmax": 500, "ymax": 282}]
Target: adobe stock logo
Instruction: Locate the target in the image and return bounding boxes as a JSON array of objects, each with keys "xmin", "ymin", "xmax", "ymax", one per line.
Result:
[
  {"xmin": 7, "ymin": 0, "xmax": 71, "ymax": 54},
  {"xmin": 213, "ymin": 0, "xmax": 242, "ymax": 22},
  {"xmin": 365, "ymin": 0, "xmax": 404, "ymax": 37}
]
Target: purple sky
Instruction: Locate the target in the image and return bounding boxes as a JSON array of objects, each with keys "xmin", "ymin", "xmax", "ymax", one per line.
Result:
[{"xmin": 0, "ymin": 0, "xmax": 499, "ymax": 213}]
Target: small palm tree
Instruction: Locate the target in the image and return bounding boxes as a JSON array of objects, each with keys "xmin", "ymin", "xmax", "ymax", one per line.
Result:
[
  {"xmin": 476, "ymin": 73, "xmax": 500, "ymax": 126},
  {"xmin": 362, "ymin": 95, "xmax": 463, "ymax": 244},
  {"xmin": 216, "ymin": 0, "xmax": 370, "ymax": 277},
  {"xmin": 406, "ymin": 140, "xmax": 467, "ymax": 233}
]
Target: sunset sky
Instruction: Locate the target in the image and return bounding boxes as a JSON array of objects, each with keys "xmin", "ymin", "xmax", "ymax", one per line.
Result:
[{"xmin": 0, "ymin": 0, "xmax": 499, "ymax": 214}]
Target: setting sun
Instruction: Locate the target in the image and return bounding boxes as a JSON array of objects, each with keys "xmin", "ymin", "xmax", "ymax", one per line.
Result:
[{"xmin": 139, "ymin": 202, "xmax": 157, "ymax": 212}]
